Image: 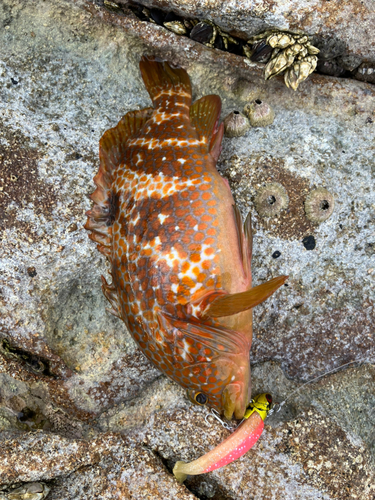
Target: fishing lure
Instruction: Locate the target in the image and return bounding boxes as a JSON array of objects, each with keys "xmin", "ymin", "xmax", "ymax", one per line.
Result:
[
  {"xmin": 173, "ymin": 393, "xmax": 272, "ymax": 483},
  {"xmin": 85, "ymin": 56, "xmax": 287, "ymax": 420},
  {"xmin": 172, "ymin": 358, "xmax": 370, "ymax": 482}
]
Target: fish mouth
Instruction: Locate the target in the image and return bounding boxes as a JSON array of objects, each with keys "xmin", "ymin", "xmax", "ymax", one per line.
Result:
[{"xmin": 222, "ymin": 382, "xmax": 247, "ymax": 420}]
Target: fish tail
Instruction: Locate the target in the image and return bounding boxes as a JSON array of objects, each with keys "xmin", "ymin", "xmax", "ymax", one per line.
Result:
[{"xmin": 140, "ymin": 55, "xmax": 192, "ymax": 108}]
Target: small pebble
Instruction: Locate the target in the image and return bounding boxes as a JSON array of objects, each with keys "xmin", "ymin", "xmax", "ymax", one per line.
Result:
[
  {"xmin": 27, "ymin": 266, "xmax": 37, "ymax": 277},
  {"xmin": 302, "ymin": 235, "xmax": 316, "ymax": 250}
]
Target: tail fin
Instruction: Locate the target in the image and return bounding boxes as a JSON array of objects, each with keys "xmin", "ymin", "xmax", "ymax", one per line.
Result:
[{"xmin": 139, "ymin": 56, "xmax": 192, "ymax": 106}]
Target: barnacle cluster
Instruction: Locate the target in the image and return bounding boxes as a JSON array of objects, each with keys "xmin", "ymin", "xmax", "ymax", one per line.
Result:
[
  {"xmin": 246, "ymin": 31, "xmax": 320, "ymax": 90},
  {"xmin": 127, "ymin": 4, "xmax": 319, "ymax": 89},
  {"xmin": 0, "ymin": 482, "xmax": 50, "ymax": 500}
]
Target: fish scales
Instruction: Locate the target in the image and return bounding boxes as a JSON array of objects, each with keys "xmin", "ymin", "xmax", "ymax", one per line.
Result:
[{"xmin": 85, "ymin": 56, "xmax": 287, "ymax": 420}]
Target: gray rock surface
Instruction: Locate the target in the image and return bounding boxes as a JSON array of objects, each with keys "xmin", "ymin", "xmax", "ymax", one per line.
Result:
[{"xmin": 0, "ymin": 0, "xmax": 374, "ymax": 498}]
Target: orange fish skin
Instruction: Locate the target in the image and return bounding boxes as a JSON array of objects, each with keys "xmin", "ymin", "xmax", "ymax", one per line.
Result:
[{"xmin": 85, "ymin": 57, "xmax": 285, "ymax": 420}]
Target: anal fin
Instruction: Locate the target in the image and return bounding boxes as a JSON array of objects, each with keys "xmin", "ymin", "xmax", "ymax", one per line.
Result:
[{"xmin": 203, "ymin": 276, "xmax": 288, "ymax": 318}]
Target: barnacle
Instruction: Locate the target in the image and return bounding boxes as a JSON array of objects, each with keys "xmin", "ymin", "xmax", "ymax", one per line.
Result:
[
  {"xmin": 246, "ymin": 30, "xmax": 319, "ymax": 90},
  {"xmin": 304, "ymin": 188, "xmax": 334, "ymax": 223},
  {"xmin": 4, "ymin": 482, "xmax": 50, "ymax": 500},
  {"xmin": 254, "ymin": 183, "xmax": 289, "ymax": 217},
  {"xmin": 284, "ymin": 55, "xmax": 318, "ymax": 90},
  {"xmin": 223, "ymin": 111, "xmax": 250, "ymax": 137},
  {"xmin": 163, "ymin": 21, "xmax": 187, "ymax": 35},
  {"xmin": 244, "ymin": 99, "xmax": 275, "ymax": 127}
]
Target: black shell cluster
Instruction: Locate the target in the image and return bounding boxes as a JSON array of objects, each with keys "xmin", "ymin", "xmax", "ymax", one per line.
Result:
[
  {"xmin": 128, "ymin": 3, "xmax": 259, "ymax": 58},
  {"xmin": 124, "ymin": 2, "xmax": 372, "ymax": 84}
]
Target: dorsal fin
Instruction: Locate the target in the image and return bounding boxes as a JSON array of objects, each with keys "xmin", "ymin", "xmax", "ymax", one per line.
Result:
[
  {"xmin": 190, "ymin": 95, "xmax": 222, "ymax": 154},
  {"xmin": 203, "ymin": 276, "xmax": 288, "ymax": 318},
  {"xmin": 84, "ymin": 107, "xmax": 152, "ymax": 259}
]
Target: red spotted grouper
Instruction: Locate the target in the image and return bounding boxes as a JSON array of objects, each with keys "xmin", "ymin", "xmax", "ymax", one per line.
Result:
[{"xmin": 85, "ymin": 56, "xmax": 287, "ymax": 421}]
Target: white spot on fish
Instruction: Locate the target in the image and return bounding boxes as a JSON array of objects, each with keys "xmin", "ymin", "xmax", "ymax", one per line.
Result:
[{"xmin": 158, "ymin": 213, "xmax": 168, "ymax": 224}]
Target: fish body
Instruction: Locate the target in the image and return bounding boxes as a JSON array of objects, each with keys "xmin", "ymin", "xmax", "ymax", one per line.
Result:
[{"xmin": 85, "ymin": 57, "xmax": 287, "ymax": 419}]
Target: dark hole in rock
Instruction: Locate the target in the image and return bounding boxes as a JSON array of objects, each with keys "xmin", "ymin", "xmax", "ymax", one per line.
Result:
[
  {"xmin": 267, "ymin": 195, "xmax": 276, "ymax": 205},
  {"xmin": 233, "ymin": 110, "xmax": 240, "ymax": 114},
  {"xmin": 255, "ymin": 99, "xmax": 262, "ymax": 104},
  {"xmin": 320, "ymin": 200, "xmax": 330, "ymax": 210},
  {"xmin": 18, "ymin": 407, "xmax": 36, "ymax": 422},
  {"xmin": 302, "ymin": 235, "xmax": 316, "ymax": 250}
]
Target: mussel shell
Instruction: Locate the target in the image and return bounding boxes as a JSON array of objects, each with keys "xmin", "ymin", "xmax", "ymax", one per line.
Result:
[
  {"xmin": 214, "ymin": 35, "xmax": 224, "ymax": 50},
  {"xmin": 149, "ymin": 8, "xmax": 166, "ymax": 25},
  {"xmin": 190, "ymin": 22, "xmax": 214, "ymax": 44},
  {"xmin": 228, "ymin": 38, "xmax": 245, "ymax": 56},
  {"xmin": 164, "ymin": 11, "xmax": 182, "ymax": 23},
  {"xmin": 250, "ymin": 40, "xmax": 273, "ymax": 63}
]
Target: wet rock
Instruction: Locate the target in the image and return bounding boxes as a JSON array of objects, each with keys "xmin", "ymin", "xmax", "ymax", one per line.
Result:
[
  {"xmin": 353, "ymin": 63, "xmax": 375, "ymax": 84},
  {"xmin": 0, "ymin": 432, "xmax": 195, "ymax": 500},
  {"xmin": 0, "ymin": 0, "xmax": 374, "ymax": 498},
  {"xmin": 0, "ymin": 432, "xmax": 99, "ymax": 485}
]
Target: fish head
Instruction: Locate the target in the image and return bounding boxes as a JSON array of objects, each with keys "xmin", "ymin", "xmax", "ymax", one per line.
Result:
[
  {"xmin": 160, "ymin": 314, "xmax": 251, "ymax": 420},
  {"xmin": 186, "ymin": 351, "xmax": 251, "ymax": 420}
]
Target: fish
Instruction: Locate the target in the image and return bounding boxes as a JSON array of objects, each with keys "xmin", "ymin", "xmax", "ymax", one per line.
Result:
[
  {"xmin": 173, "ymin": 393, "xmax": 272, "ymax": 482},
  {"xmin": 85, "ymin": 55, "xmax": 287, "ymax": 420}
]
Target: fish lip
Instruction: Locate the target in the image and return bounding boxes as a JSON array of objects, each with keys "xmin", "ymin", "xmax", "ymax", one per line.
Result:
[{"xmin": 222, "ymin": 382, "xmax": 247, "ymax": 420}]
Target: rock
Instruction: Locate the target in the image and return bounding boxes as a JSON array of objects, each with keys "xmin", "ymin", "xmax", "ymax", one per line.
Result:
[
  {"xmin": 117, "ymin": 0, "xmax": 375, "ymax": 65},
  {"xmin": 0, "ymin": 0, "xmax": 374, "ymax": 498},
  {"xmin": 0, "ymin": 432, "xmax": 99, "ymax": 485},
  {"xmin": 0, "ymin": 432, "xmax": 195, "ymax": 500}
]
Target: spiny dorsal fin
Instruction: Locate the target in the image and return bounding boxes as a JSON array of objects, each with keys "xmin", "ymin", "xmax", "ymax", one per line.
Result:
[
  {"xmin": 203, "ymin": 276, "xmax": 288, "ymax": 318},
  {"xmin": 84, "ymin": 107, "xmax": 152, "ymax": 259},
  {"xmin": 190, "ymin": 94, "xmax": 222, "ymax": 155}
]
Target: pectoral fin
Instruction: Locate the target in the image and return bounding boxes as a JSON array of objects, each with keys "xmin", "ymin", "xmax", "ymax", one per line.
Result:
[{"xmin": 203, "ymin": 276, "xmax": 288, "ymax": 318}]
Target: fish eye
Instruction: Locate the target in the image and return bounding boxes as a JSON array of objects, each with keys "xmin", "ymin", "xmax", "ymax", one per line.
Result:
[{"xmin": 194, "ymin": 392, "xmax": 208, "ymax": 405}]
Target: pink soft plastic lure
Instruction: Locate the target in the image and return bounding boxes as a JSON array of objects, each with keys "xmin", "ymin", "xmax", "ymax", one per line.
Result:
[{"xmin": 173, "ymin": 393, "xmax": 272, "ymax": 483}]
